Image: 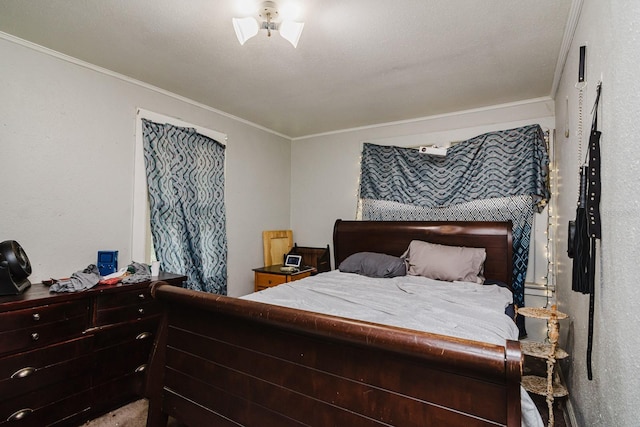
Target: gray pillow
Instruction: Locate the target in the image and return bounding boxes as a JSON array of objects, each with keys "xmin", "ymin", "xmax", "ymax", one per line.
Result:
[
  {"xmin": 338, "ymin": 252, "xmax": 406, "ymax": 278},
  {"xmin": 403, "ymin": 240, "xmax": 486, "ymax": 283}
]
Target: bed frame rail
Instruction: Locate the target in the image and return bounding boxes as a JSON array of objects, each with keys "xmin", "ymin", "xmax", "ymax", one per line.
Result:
[{"xmin": 146, "ymin": 282, "xmax": 522, "ymax": 427}]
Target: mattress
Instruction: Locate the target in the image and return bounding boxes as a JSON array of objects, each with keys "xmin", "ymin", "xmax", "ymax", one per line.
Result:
[{"xmin": 243, "ymin": 270, "xmax": 544, "ymax": 427}]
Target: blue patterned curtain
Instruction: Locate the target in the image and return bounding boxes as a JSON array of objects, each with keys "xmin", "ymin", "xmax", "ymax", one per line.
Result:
[
  {"xmin": 142, "ymin": 119, "xmax": 227, "ymax": 294},
  {"xmin": 359, "ymin": 125, "xmax": 549, "ymax": 335},
  {"xmin": 360, "ymin": 125, "xmax": 549, "ymax": 209}
]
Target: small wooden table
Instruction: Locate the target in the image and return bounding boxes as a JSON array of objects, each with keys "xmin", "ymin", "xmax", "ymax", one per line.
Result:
[
  {"xmin": 518, "ymin": 305, "xmax": 569, "ymax": 427},
  {"xmin": 252, "ymin": 265, "xmax": 315, "ymax": 292}
]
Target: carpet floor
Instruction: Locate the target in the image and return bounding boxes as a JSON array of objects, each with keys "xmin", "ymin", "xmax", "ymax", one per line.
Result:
[
  {"xmin": 81, "ymin": 399, "xmax": 147, "ymax": 427},
  {"xmin": 82, "ymin": 400, "xmax": 150, "ymax": 427},
  {"xmin": 81, "ymin": 399, "xmax": 183, "ymax": 427}
]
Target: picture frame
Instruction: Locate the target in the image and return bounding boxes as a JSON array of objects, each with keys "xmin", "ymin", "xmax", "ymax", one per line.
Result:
[{"xmin": 284, "ymin": 254, "xmax": 302, "ymax": 268}]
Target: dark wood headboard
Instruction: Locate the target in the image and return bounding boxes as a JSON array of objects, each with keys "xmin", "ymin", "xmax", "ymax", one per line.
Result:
[{"xmin": 333, "ymin": 220, "xmax": 513, "ymax": 287}]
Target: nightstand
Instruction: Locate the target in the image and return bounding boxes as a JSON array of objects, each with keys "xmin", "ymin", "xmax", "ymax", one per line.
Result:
[{"xmin": 252, "ymin": 265, "xmax": 315, "ymax": 292}]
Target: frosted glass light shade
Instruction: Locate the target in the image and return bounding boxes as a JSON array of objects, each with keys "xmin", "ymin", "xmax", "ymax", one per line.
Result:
[
  {"xmin": 279, "ymin": 21, "xmax": 304, "ymax": 48},
  {"xmin": 232, "ymin": 17, "xmax": 259, "ymax": 45}
]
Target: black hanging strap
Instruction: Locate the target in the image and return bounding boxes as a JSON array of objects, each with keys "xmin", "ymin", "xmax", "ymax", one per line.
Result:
[
  {"xmin": 570, "ymin": 83, "xmax": 601, "ymax": 380},
  {"xmin": 585, "ymin": 82, "xmax": 602, "ymax": 380},
  {"xmin": 587, "ymin": 238, "xmax": 596, "ymax": 379},
  {"xmin": 586, "ymin": 84, "xmax": 602, "ymax": 239}
]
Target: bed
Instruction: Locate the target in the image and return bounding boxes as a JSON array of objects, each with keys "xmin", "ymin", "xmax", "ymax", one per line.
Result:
[{"xmin": 146, "ymin": 220, "xmax": 540, "ymax": 427}]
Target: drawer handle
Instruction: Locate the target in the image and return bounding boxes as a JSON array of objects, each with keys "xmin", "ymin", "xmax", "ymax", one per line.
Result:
[
  {"xmin": 138, "ymin": 293, "xmax": 146, "ymax": 300},
  {"xmin": 138, "ymin": 308, "xmax": 145, "ymax": 315},
  {"xmin": 32, "ymin": 313, "xmax": 40, "ymax": 321},
  {"xmin": 135, "ymin": 364, "xmax": 147, "ymax": 373},
  {"xmin": 11, "ymin": 367, "xmax": 36, "ymax": 379},
  {"xmin": 7, "ymin": 408, "xmax": 33, "ymax": 421},
  {"xmin": 136, "ymin": 331, "xmax": 152, "ymax": 340},
  {"xmin": 268, "ymin": 280, "xmax": 272, "ymax": 284},
  {"xmin": 31, "ymin": 333, "xmax": 40, "ymax": 341}
]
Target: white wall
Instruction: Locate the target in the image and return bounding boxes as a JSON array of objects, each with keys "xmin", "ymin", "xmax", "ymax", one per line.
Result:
[
  {"xmin": 0, "ymin": 36, "xmax": 290, "ymax": 297},
  {"xmin": 554, "ymin": 1, "xmax": 640, "ymax": 426},
  {"xmin": 290, "ymin": 99, "xmax": 555, "ymax": 263}
]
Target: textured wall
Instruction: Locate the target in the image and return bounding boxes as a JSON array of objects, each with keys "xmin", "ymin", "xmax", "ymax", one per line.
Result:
[
  {"xmin": 0, "ymin": 37, "xmax": 291, "ymax": 297},
  {"xmin": 554, "ymin": 1, "xmax": 640, "ymax": 425}
]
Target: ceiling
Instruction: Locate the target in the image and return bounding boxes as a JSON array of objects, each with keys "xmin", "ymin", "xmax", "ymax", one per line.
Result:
[{"xmin": 0, "ymin": 0, "xmax": 572, "ymax": 138}]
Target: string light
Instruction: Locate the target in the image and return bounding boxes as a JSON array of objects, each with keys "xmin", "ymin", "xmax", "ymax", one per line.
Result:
[{"xmin": 543, "ymin": 129, "xmax": 561, "ymax": 343}]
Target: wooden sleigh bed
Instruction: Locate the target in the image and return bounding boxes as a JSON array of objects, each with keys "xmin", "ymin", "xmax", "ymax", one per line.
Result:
[{"xmin": 145, "ymin": 220, "xmax": 523, "ymax": 427}]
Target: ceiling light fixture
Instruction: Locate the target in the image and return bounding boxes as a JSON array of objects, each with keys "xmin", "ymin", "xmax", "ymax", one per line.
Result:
[{"xmin": 232, "ymin": 1, "xmax": 304, "ymax": 48}]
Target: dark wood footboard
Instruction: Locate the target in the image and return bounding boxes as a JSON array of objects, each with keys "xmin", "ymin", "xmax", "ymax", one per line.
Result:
[{"xmin": 146, "ymin": 281, "xmax": 522, "ymax": 427}]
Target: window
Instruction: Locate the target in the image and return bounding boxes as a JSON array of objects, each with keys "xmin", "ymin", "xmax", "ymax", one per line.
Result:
[{"xmin": 132, "ymin": 109, "xmax": 227, "ymax": 263}]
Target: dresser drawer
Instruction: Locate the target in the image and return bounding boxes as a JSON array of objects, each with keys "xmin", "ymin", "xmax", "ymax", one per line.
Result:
[
  {"xmin": 93, "ymin": 317, "xmax": 159, "ymax": 350},
  {"xmin": 93, "ymin": 338, "xmax": 153, "ymax": 385},
  {"xmin": 95, "ymin": 300, "xmax": 162, "ymax": 326},
  {"xmin": 96, "ymin": 287, "xmax": 153, "ymax": 310},
  {"xmin": 0, "ymin": 300, "xmax": 89, "ymax": 333},
  {"xmin": 0, "ymin": 302, "xmax": 89, "ymax": 356},
  {"xmin": 289, "ymin": 271, "xmax": 312, "ymax": 282},
  {"xmin": 0, "ymin": 336, "xmax": 93, "ymax": 400},
  {"xmin": 0, "ymin": 372, "xmax": 91, "ymax": 426},
  {"xmin": 255, "ymin": 272, "xmax": 287, "ymax": 290},
  {"xmin": 0, "ymin": 391, "xmax": 92, "ymax": 427},
  {"xmin": 95, "ymin": 286, "xmax": 162, "ymax": 326}
]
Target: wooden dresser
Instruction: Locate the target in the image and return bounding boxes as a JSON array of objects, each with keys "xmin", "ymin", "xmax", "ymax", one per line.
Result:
[{"xmin": 0, "ymin": 273, "xmax": 185, "ymax": 426}]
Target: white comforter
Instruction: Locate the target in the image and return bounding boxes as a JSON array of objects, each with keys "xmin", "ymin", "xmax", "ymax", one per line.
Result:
[{"xmin": 243, "ymin": 270, "xmax": 543, "ymax": 427}]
